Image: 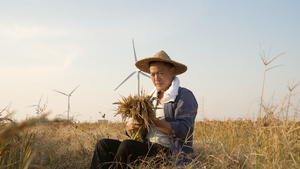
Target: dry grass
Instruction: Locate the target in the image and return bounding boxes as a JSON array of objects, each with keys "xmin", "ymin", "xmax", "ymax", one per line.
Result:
[
  {"xmin": 1, "ymin": 114, "xmax": 299, "ymax": 168},
  {"xmin": 1, "ymin": 45, "xmax": 299, "ymax": 168},
  {"xmin": 258, "ymin": 43, "xmax": 288, "ymax": 119},
  {"xmin": 28, "ymin": 122, "xmax": 126, "ymax": 168},
  {"xmin": 0, "ymin": 113, "xmax": 54, "ymax": 169},
  {"xmin": 113, "ymin": 91, "xmax": 156, "ymax": 141}
]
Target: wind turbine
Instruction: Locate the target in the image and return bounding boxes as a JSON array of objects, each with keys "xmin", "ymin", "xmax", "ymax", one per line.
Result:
[
  {"xmin": 114, "ymin": 39, "xmax": 151, "ymax": 97},
  {"xmin": 53, "ymin": 85, "xmax": 79, "ymax": 120},
  {"xmin": 27, "ymin": 95, "xmax": 43, "ymax": 116}
]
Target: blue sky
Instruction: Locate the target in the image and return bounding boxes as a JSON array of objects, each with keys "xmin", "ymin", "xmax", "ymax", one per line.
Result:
[{"xmin": 1, "ymin": 0, "xmax": 299, "ymax": 122}]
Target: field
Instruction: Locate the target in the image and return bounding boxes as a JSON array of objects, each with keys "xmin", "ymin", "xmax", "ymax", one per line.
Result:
[
  {"xmin": 1, "ymin": 47, "xmax": 300, "ymax": 168},
  {"xmin": 1, "ymin": 112, "xmax": 300, "ymax": 169}
]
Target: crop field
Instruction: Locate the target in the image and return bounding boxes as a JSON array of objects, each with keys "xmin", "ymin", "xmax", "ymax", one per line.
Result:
[
  {"xmin": 1, "ymin": 48, "xmax": 300, "ymax": 168},
  {"xmin": 1, "ymin": 111, "xmax": 300, "ymax": 169}
]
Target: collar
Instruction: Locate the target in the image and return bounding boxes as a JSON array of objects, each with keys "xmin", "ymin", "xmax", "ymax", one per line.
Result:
[{"xmin": 152, "ymin": 76, "xmax": 180, "ymax": 103}]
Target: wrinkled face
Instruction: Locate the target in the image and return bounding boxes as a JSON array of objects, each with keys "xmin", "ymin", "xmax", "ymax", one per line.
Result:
[{"xmin": 149, "ymin": 62, "xmax": 175, "ymax": 92}]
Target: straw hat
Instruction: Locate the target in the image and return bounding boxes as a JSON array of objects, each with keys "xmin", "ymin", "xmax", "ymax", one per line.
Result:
[{"xmin": 135, "ymin": 50, "xmax": 187, "ymax": 75}]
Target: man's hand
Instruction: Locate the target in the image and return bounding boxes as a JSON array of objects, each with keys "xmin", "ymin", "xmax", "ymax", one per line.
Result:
[
  {"xmin": 126, "ymin": 119, "xmax": 144, "ymax": 137},
  {"xmin": 148, "ymin": 116, "xmax": 174, "ymax": 136}
]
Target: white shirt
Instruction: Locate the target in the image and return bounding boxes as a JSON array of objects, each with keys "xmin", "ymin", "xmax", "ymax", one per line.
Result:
[{"xmin": 145, "ymin": 77, "xmax": 180, "ymax": 147}]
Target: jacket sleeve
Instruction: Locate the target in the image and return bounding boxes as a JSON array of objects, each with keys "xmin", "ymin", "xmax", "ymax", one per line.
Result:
[{"xmin": 169, "ymin": 89, "xmax": 198, "ymax": 140}]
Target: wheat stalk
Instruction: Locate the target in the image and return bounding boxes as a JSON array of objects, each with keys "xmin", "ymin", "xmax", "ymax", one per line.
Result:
[{"xmin": 113, "ymin": 91, "xmax": 156, "ymax": 141}]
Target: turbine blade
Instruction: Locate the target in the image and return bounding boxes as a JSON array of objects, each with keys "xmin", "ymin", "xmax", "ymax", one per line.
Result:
[
  {"xmin": 53, "ymin": 89, "xmax": 68, "ymax": 96},
  {"xmin": 38, "ymin": 95, "xmax": 43, "ymax": 106},
  {"xmin": 70, "ymin": 85, "xmax": 80, "ymax": 95},
  {"xmin": 114, "ymin": 71, "xmax": 136, "ymax": 91},
  {"xmin": 140, "ymin": 71, "xmax": 151, "ymax": 78},
  {"xmin": 27, "ymin": 105, "xmax": 37, "ymax": 108},
  {"xmin": 132, "ymin": 39, "xmax": 137, "ymax": 62}
]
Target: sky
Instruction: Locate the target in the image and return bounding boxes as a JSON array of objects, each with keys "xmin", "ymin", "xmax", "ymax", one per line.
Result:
[{"xmin": 1, "ymin": 0, "xmax": 300, "ymax": 122}]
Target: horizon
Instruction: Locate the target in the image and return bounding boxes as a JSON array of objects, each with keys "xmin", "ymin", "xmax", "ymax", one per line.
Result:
[{"xmin": 1, "ymin": 0, "xmax": 300, "ymax": 122}]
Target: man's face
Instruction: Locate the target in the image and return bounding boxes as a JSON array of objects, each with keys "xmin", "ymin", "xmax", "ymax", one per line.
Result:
[{"xmin": 149, "ymin": 62, "xmax": 175, "ymax": 92}]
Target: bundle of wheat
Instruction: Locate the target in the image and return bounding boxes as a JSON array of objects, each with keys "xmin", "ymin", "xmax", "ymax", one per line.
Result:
[{"xmin": 114, "ymin": 91, "xmax": 156, "ymax": 141}]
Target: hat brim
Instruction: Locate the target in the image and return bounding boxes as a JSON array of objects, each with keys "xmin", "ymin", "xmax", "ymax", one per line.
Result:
[{"xmin": 135, "ymin": 57, "xmax": 187, "ymax": 75}]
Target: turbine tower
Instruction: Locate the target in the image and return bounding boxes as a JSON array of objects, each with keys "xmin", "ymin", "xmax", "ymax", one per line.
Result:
[
  {"xmin": 53, "ymin": 85, "xmax": 79, "ymax": 120},
  {"xmin": 114, "ymin": 39, "xmax": 150, "ymax": 97}
]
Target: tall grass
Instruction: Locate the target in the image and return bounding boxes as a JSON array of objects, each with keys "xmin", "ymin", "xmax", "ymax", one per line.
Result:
[
  {"xmin": 1, "ymin": 115, "xmax": 300, "ymax": 168},
  {"xmin": 258, "ymin": 43, "xmax": 287, "ymax": 120},
  {"xmin": 287, "ymin": 80, "xmax": 300, "ymax": 121},
  {"xmin": 1, "ymin": 45, "xmax": 299, "ymax": 168},
  {"xmin": 0, "ymin": 113, "xmax": 47, "ymax": 169},
  {"xmin": 0, "ymin": 112, "xmax": 70, "ymax": 169}
]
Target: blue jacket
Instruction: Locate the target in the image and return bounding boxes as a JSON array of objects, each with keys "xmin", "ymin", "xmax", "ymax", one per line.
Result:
[
  {"xmin": 164, "ymin": 87, "xmax": 198, "ymax": 165},
  {"xmin": 125, "ymin": 87, "xmax": 198, "ymax": 165},
  {"xmin": 142, "ymin": 87, "xmax": 198, "ymax": 165}
]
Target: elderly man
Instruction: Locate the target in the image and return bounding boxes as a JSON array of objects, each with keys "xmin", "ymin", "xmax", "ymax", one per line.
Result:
[{"xmin": 90, "ymin": 50, "xmax": 198, "ymax": 168}]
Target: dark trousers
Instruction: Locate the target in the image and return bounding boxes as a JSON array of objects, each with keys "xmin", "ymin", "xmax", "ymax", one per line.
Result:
[{"xmin": 90, "ymin": 138, "xmax": 170, "ymax": 169}]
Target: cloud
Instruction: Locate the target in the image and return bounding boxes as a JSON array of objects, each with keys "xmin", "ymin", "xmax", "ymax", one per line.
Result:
[
  {"xmin": 0, "ymin": 24, "xmax": 68, "ymax": 39},
  {"xmin": 0, "ymin": 23, "xmax": 78, "ymax": 73},
  {"xmin": 61, "ymin": 51, "xmax": 78, "ymax": 71},
  {"xmin": 0, "ymin": 50, "xmax": 79, "ymax": 80}
]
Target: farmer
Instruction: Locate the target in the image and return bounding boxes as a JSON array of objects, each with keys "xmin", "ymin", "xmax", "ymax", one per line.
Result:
[{"xmin": 90, "ymin": 50, "xmax": 198, "ymax": 168}]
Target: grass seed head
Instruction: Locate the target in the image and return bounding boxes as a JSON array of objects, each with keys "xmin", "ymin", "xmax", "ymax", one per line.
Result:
[{"xmin": 113, "ymin": 91, "xmax": 156, "ymax": 131}]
